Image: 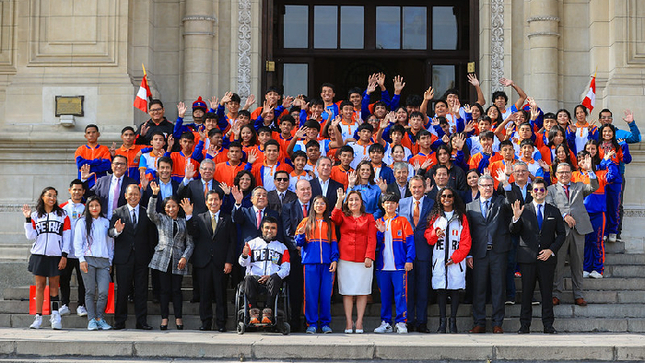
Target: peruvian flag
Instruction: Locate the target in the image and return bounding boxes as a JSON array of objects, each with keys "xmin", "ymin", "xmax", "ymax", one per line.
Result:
[
  {"xmin": 134, "ymin": 64, "xmax": 152, "ymax": 113},
  {"xmin": 581, "ymin": 74, "xmax": 596, "ymax": 112}
]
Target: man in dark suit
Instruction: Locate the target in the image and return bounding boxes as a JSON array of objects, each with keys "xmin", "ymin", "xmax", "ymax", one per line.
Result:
[
  {"xmin": 510, "ymin": 177, "xmax": 565, "ymax": 334},
  {"xmin": 381, "ymin": 162, "xmax": 412, "ymax": 200},
  {"xmin": 232, "ymin": 186, "xmax": 283, "ymax": 243},
  {"xmin": 309, "ymin": 156, "xmax": 343, "ymax": 212},
  {"xmin": 267, "ymin": 170, "xmax": 297, "ymax": 215},
  {"xmin": 141, "ymin": 156, "xmax": 180, "ymax": 212},
  {"xmin": 397, "ymin": 176, "xmax": 434, "ymax": 333},
  {"xmin": 108, "ymin": 184, "xmax": 156, "ymax": 330},
  {"xmin": 281, "ymin": 179, "xmax": 312, "ymax": 332},
  {"xmin": 82, "ymin": 154, "xmax": 137, "ymax": 220},
  {"xmin": 186, "ymin": 189, "xmax": 236, "ymax": 332},
  {"xmin": 466, "ymin": 173, "xmax": 512, "ymax": 334},
  {"xmin": 546, "ymin": 159, "xmax": 599, "ymax": 307},
  {"xmin": 425, "ymin": 165, "xmax": 450, "ymax": 201}
]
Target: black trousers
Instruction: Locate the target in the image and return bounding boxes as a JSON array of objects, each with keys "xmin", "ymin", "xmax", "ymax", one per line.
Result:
[
  {"xmin": 197, "ymin": 260, "xmax": 227, "ymax": 328},
  {"xmin": 287, "ymin": 250, "xmax": 303, "ymax": 327},
  {"xmin": 158, "ymin": 267, "xmax": 184, "ymax": 319},
  {"xmin": 115, "ymin": 254, "xmax": 149, "ymax": 326},
  {"xmin": 407, "ymin": 259, "xmax": 431, "ymax": 327},
  {"xmin": 244, "ymin": 274, "xmax": 283, "ymax": 311},
  {"xmin": 519, "ymin": 262, "xmax": 555, "ymax": 328},
  {"xmin": 60, "ymin": 257, "xmax": 85, "ymax": 306},
  {"xmin": 472, "ymin": 250, "xmax": 507, "ymax": 327}
]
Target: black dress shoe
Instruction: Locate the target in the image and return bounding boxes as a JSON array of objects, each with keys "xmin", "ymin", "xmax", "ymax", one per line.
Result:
[
  {"xmin": 199, "ymin": 325, "xmax": 212, "ymax": 331},
  {"xmin": 517, "ymin": 325, "xmax": 530, "ymax": 334},
  {"xmin": 407, "ymin": 324, "xmax": 416, "ymax": 333},
  {"xmin": 160, "ymin": 324, "xmax": 168, "ymax": 331},
  {"xmin": 218, "ymin": 326, "xmax": 227, "ymax": 332},
  {"xmin": 128, "ymin": 295, "xmax": 134, "ymax": 303},
  {"xmin": 417, "ymin": 324, "xmax": 430, "ymax": 333},
  {"xmin": 544, "ymin": 326, "xmax": 557, "ymax": 334},
  {"xmin": 190, "ymin": 297, "xmax": 200, "ymax": 303},
  {"xmin": 113, "ymin": 324, "xmax": 126, "ymax": 330},
  {"xmin": 136, "ymin": 323, "xmax": 153, "ymax": 330},
  {"xmin": 176, "ymin": 324, "xmax": 183, "ymax": 330}
]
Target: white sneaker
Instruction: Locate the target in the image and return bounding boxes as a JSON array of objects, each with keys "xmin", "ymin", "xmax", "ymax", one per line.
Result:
[
  {"xmin": 29, "ymin": 315, "xmax": 43, "ymax": 329},
  {"xmin": 608, "ymin": 233, "xmax": 617, "ymax": 243},
  {"xmin": 59, "ymin": 304, "xmax": 70, "ymax": 316},
  {"xmin": 395, "ymin": 322, "xmax": 408, "ymax": 334},
  {"xmin": 583, "ymin": 271, "xmax": 590, "ymax": 278},
  {"xmin": 76, "ymin": 305, "xmax": 88, "ymax": 317},
  {"xmin": 374, "ymin": 321, "xmax": 392, "ymax": 333},
  {"xmin": 589, "ymin": 271, "xmax": 603, "ymax": 279},
  {"xmin": 50, "ymin": 311, "xmax": 62, "ymax": 330}
]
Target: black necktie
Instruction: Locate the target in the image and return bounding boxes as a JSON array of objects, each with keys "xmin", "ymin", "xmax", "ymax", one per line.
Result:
[{"xmin": 131, "ymin": 209, "xmax": 137, "ymax": 225}]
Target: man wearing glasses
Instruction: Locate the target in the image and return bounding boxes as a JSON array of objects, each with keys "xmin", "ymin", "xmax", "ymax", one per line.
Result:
[
  {"xmin": 267, "ymin": 170, "xmax": 297, "ymax": 216},
  {"xmin": 465, "ymin": 174, "xmax": 512, "ymax": 334},
  {"xmin": 135, "ymin": 99, "xmax": 175, "ymax": 146},
  {"xmin": 81, "ymin": 155, "xmax": 138, "ymax": 220},
  {"xmin": 547, "ymin": 158, "xmax": 598, "ymax": 307}
]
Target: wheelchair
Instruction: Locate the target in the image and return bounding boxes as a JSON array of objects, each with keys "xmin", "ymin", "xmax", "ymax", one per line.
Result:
[{"xmin": 234, "ymin": 278, "xmax": 291, "ymax": 335}]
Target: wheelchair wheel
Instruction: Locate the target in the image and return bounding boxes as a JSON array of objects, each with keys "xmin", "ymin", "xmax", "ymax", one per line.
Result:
[
  {"xmin": 281, "ymin": 322, "xmax": 290, "ymax": 335},
  {"xmin": 237, "ymin": 322, "xmax": 245, "ymax": 335}
]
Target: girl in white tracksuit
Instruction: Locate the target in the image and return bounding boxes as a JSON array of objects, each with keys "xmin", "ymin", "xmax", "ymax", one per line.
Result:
[{"xmin": 425, "ymin": 187, "xmax": 471, "ymax": 334}]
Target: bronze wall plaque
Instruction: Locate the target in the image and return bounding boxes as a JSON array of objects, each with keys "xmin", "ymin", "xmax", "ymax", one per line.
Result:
[{"xmin": 55, "ymin": 96, "xmax": 84, "ymax": 117}]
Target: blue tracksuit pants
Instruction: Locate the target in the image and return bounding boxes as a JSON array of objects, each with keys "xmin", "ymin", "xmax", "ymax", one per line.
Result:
[
  {"xmin": 303, "ymin": 264, "xmax": 334, "ymax": 328},
  {"xmin": 376, "ymin": 270, "xmax": 408, "ymax": 324}
]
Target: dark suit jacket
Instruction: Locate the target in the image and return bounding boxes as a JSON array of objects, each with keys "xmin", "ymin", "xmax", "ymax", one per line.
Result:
[
  {"xmin": 178, "ymin": 178, "xmax": 225, "ymax": 216},
  {"xmin": 232, "ymin": 205, "xmax": 284, "ymax": 244},
  {"xmin": 187, "ymin": 212, "xmax": 236, "ymax": 268},
  {"xmin": 87, "ymin": 175, "xmax": 138, "ymax": 216},
  {"xmin": 509, "ymin": 202, "xmax": 566, "ymax": 265},
  {"xmin": 466, "ymin": 193, "xmax": 512, "ymax": 258},
  {"xmin": 281, "ymin": 199, "xmax": 309, "ymax": 250},
  {"xmin": 108, "ymin": 204, "xmax": 156, "ymax": 266},
  {"xmin": 499, "ymin": 182, "xmax": 533, "ymax": 206},
  {"xmin": 141, "ymin": 178, "xmax": 180, "ymax": 213},
  {"xmin": 310, "ymin": 177, "xmax": 344, "ymax": 212},
  {"xmin": 386, "ymin": 182, "xmax": 412, "ymax": 200},
  {"xmin": 397, "ymin": 196, "xmax": 434, "ymax": 261},
  {"xmin": 267, "ymin": 190, "xmax": 297, "ymax": 216}
]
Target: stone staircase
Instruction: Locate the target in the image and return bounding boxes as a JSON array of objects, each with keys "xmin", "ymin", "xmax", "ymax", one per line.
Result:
[{"xmin": 0, "ymin": 238, "xmax": 643, "ymax": 334}]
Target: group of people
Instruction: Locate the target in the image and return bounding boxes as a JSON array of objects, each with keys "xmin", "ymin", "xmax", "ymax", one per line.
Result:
[{"xmin": 24, "ymin": 72, "xmax": 639, "ymax": 335}]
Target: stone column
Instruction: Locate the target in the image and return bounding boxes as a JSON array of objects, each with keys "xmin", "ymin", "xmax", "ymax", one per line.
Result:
[
  {"xmin": 183, "ymin": 0, "xmax": 216, "ymax": 105},
  {"xmin": 527, "ymin": 0, "xmax": 560, "ymax": 111}
]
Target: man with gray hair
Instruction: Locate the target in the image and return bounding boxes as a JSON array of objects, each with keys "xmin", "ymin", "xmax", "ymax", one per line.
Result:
[
  {"xmin": 378, "ymin": 161, "xmax": 412, "ymax": 200},
  {"xmin": 466, "ymin": 174, "xmax": 513, "ymax": 333},
  {"xmin": 178, "ymin": 158, "xmax": 222, "ymax": 215},
  {"xmin": 310, "ymin": 156, "xmax": 344, "ymax": 211},
  {"xmin": 232, "ymin": 185, "xmax": 284, "ymax": 244}
]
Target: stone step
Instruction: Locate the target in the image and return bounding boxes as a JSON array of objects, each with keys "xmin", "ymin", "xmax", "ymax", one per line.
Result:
[
  {"xmin": 605, "ymin": 253, "xmax": 645, "ymax": 265},
  {"xmin": 0, "ymin": 328, "xmax": 644, "ymax": 363}
]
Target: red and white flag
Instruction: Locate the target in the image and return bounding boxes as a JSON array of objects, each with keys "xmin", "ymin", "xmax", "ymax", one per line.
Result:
[
  {"xmin": 134, "ymin": 64, "xmax": 152, "ymax": 113},
  {"xmin": 581, "ymin": 73, "xmax": 596, "ymax": 112}
]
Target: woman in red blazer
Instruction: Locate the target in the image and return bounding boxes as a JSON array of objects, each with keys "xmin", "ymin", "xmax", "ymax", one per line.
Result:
[{"xmin": 331, "ymin": 189, "xmax": 377, "ymax": 334}]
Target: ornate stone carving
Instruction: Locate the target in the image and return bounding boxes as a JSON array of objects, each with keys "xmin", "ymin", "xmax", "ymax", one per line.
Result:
[
  {"xmin": 490, "ymin": 0, "xmax": 504, "ymax": 92},
  {"xmin": 527, "ymin": 16, "xmax": 560, "ymax": 23},
  {"xmin": 237, "ymin": 0, "xmax": 252, "ymax": 99}
]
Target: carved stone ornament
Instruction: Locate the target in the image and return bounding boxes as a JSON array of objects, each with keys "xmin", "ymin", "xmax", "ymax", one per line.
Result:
[
  {"xmin": 490, "ymin": 0, "xmax": 504, "ymax": 92},
  {"xmin": 237, "ymin": 0, "xmax": 252, "ymax": 99}
]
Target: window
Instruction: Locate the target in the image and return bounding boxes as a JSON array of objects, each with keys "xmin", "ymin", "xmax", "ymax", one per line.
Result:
[
  {"xmin": 314, "ymin": 6, "xmax": 338, "ymax": 49},
  {"xmin": 340, "ymin": 6, "xmax": 364, "ymax": 49},
  {"xmin": 283, "ymin": 6, "xmax": 308, "ymax": 48},
  {"xmin": 283, "ymin": 63, "xmax": 308, "ymax": 96},
  {"xmin": 376, "ymin": 7, "xmax": 400, "ymax": 49},
  {"xmin": 432, "ymin": 6, "xmax": 458, "ymax": 50},
  {"xmin": 403, "ymin": 7, "xmax": 426, "ymax": 50}
]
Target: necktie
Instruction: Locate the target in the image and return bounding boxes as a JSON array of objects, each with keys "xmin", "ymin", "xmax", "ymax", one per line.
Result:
[
  {"xmin": 302, "ymin": 204, "xmax": 308, "ymax": 218},
  {"xmin": 413, "ymin": 200, "xmax": 420, "ymax": 226},
  {"xmin": 563, "ymin": 184, "xmax": 570, "ymax": 200},
  {"xmin": 131, "ymin": 209, "xmax": 137, "ymax": 225},
  {"xmin": 483, "ymin": 200, "xmax": 489, "ymax": 219},
  {"xmin": 204, "ymin": 181, "xmax": 209, "ymax": 198},
  {"xmin": 256, "ymin": 209, "xmax": 262, "ymax": 230},
  {"xmin": 279, "ymin": 192, "xmax": 284, "ymax": 204},
  {"xmin": 112, "ymin": 178, "xmax": 120, "ymax": 212},
  {"xmin": 537, "ymin": 204, "xmax": 543, "ymax": 230},
  {"xmin": 211, "ymin": 213, "xmax": 217, "ymax": 233}
]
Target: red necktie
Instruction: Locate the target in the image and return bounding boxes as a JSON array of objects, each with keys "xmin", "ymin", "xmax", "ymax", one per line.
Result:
[
  {"xmin": 256, "ymin": 209, "xmax": 262, "ymax": 230},
  {"xmin": 302, "ymin": 204, "xmax": 308, "ymax": 218},
  {"xmin": 563, "ymin": 184, "xmax": 570, "ymax": 200}
]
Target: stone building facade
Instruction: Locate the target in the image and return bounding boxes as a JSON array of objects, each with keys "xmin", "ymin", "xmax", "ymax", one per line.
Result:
[{"xmin": 0, "ymin": 0, "xmax": 643, "ymax": 246}]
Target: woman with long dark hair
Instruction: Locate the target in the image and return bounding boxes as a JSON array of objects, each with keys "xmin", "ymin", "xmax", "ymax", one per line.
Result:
[
  {"xmin": 23, "ymin": 187, "xmax": 71, "ymax": 329},
  {"xmin": 348, "ymin": 160, "xmax": 382, "ymax": 215},
  {"xmin": 425, "ymin": 187, "xmax": 471, "ymax": 333},
  {"xmin": 74, "ymin": 195, "xmax": 114, "ymax": 330}
]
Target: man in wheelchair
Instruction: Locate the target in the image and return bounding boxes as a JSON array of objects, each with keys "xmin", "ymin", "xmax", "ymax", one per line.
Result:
[{"xmin": 239, "ymin": 216, "xmax": 291, "ymax": 324}]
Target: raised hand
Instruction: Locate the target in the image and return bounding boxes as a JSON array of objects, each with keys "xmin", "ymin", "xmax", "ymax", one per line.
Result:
[
  {"xmin": 185, "ymin": 162, "xmax": 196, "ymax": 179},
  {"xmin": 22, "ymin": 204, "xmax": 32, "ymax": 218},
  {"xmin": 243, "ymin": 94, "xmax": 256, "ymax": 109},
  {"xmin": 231, "ymin": 185, "xmax": 244, "ymax": 204},
  {"xmin": 494, "ymin": 168, "xmax": 508, "ymax": 185},
  {"xmin": 295, "ymin": 126, "xmax": 308, "ymax": 139},
  {"xmin": 463, "ymin": 104, "xmax": 472, "ymax": 114},
  {"xmin": 220, "ymin": 92, "xmax": 233, "ymax": 105},
  {"xmin": 603, "ymin": 149, "xmax": 616, "ymax": 161},
  {"xmin": 110, "ymin": 142, "xmax": 117, "ymax": 158},
  {"xmin": 375, "ymin": 178, "xmax": 388, "ymax": 193},
  {"xmin": 149, "ymin": 181, "xmax": 160, "ymax": 195},
  {"xmin": 261, "ymin": 100, "xmax": 274, "ymax": 118},
  {"xmin": 421, "ymin": 158, "xmax": 434, "ymax": 170},
  {"xmin": 393, "ymin": 75, "xmax": 406, "ymax": 94},
  {"xmin": 179, "ymin": 198, "xmax": 193, "ymax": 216},
  {"xmin": 511, "ymin": 199, "xmax": 524, "ymax": 220},
  {"xmin": 435, "ymin": 227, "xmax": 445, "ymax": 239},
  {"xmin": 425, "ymin": 177, "xmax": 433, "ymax": 193},
  {"xmin": 375, "ymin": 219, "xmax": 386, "ymax": 233},
  {"xmin": 347, "ymin": 171, "xmax": 358, "ymax": 187},
  {"xmin": 219, "ymin": 182, "xmax": 231, "ymax": 195},
  {"xmin": 140, "ymin": 121, "xmax": 150, "ymax": 137},
  {"xmin": 166, "ymin": 135, "xmax": 175, "ymax": 151},
  {"xmin": 623, "ymin": 109, "xmax": 634, "ymax": 123},
  {"xmin": 424, "ymin": 86, "xmax": 435, "ymax": 101},
  {"xmin": 177, "ymin": 102, "xmax": 187, "ymax": 118},
  {"xmin": 376, "ymin": 72, "xmax": 386, "ymax": 89},
  {"xmin": 140, "ymin": 175, "xmax": 149, "ymax": 191},
  {"xmin": 199, "ymin": 129, "xmax": 207, "ymax": 142},
  {"xmin": 442, "ymin": 134, "xmax": 450, "ymax": 144},
  {"xmin": 366, "ymin": 81, "xmax": 377, "ymax": 95},
  {"xmin": 451, "ymin": 98, "xmax": 461, "ymax": 115},
  {"xmin": 335, "ymin": 188, "xmax": 345, "ymax": 208},
  {"xmin": 209, "ymin": 96, "xmax": 219, "ymax": 109},
  {"xmin": 453, "ymin": 133, "xmax": 466, "ymax": 150},
  {"xmin": 538, "ymin": 159, "xmax": 549, "ymax": 171},
  {"xmin": 464, "ymin": 120, "xmax": 476, "ymax": 134},
  {"xmin": 413, "ymin": 160, "xmax": 422, "ymax": 172},
  {"xmin": 282, "ymin": 95, "xmax": 294, "ymax": 108},
  {"xmin": 114, "ymin": 219, "xmax": 125, "ymax": 233},
  {"xmin": 80, "ymin": 164, "xmax": 94, "ymax": 181},
  {"xmin": 467, "ymin": 73, "xmax": 480, "ymax": 87},
  {"xmin": 247, "ymin": 149, "xmax": 258, "ymax": 164},
  {"xmin": 243, "ymin": 243, "xmax": 251, "ymax": 257},
  {"xmin": 499, "ymin": 78, "xmax": 514, "ymax": 87}
]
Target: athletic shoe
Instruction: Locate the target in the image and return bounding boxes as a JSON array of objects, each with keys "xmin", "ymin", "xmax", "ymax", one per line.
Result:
[
  {"xmin": 261, "ymin": 308, "xmax": 273, "ymax": 324},
  {"xmin": 76, "ymin": 305, "xmax": 88, "ymax": 317},
  {"xmin": 514, "ymin": 272, "xmax": 522, "ymax": 278},
  {"xmin": 30, "ymin": 315, "xmax": 43, "ymax": 329},
  {"xmin": 374, "ymin": 321, "xmax": 392, "ymax": 333},
  {"xmin": 589, "ymin": 271, "xmax": 603, "ymax": 279},
  {"xmin": 87, "ymin": 319, "xmax": 99, "ymax": 331},
  {"xmin": 96, "ymin": 319, "xmax": 112, "ymax": 330},
  {"xmin": 50, "ymin": 311, "xmax": 62, "ymax": 330},
  {"xmin": 608, "ymin": 233, "xmax": 617, "ymax": 243},
  {"xmin": 249, "ymin": 308, "xmax": 261, "ymax": 325},
  {"xmin": 58, "ymin": 304, "xmax": 70, "ymax": 316},
  {"xmin": 395, "ymin": 322, "xmax": 408, "ymax": 334},
  {"xmin": 305, "ymin": 326, "xmax": 316, "ymax": 334},
  {"xmin": 583, "ymin": 271, "xmax": 590, "ymax": 278},
  {"xmin": 505, "ymin": 300, "xmax": 515, "ymax": 305},
  {"xmin": 321, "ymin": 326, "xmax": 332, "ymax": 334}
]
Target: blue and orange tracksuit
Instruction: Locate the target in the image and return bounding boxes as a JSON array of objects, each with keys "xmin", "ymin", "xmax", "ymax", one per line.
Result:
[
  {"xmin": 572, "ymin": 159, "xmax": 619, "ymax": 274},
  {"xmin": 115, "ymin": 144, "xmax": 150, "ymax": 182},
  {"xmin": 295, "ymin": 218, "xmax": 339, "ymax": 328},
  {"xmin": 599, "ymin": 142, "xmax": 631, "ymax": 237},
  {"xmin": 375, "ymin": 215, "xmax": 415, "ymax": 324},
  {"xmin": 74, "ymin": 144, "xmax": 112, "ymax": 189},
  {"xmin": 164, "ymin": 141, "xmax": 204, "ymax": 183}
]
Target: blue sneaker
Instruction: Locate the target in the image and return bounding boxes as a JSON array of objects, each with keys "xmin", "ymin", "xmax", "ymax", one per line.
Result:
[
  {"xmin": 87, "ymin": 319, "xmax": 99, "ymax": 331},
  {"xmin": 96, "ymin": 319, "xmax": 112, "ymax": 330},
  {"xmin": 305, "ymin": 326, "xmax": 316, "ymax": 334},
  {"xmin": 322, "ymin": 326, "xmax": 332, "ymax": 334}
]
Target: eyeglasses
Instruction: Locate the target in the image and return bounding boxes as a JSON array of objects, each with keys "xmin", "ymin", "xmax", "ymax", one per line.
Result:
[
  {"xmin": 200, "ymin": 167, "xmax": 214, "ymax": 172},
  {"xmin": 479, "ymin": 184, "xmax": 494, "ymax": 188},
  {"xmin": 112, "ymin": 162, "xmax": 126, "ymax": 166},
  {"xmin": 600, "ymin": 116, "xmax": 613, "ymax": 120},
  {"xmin": 532, "ymin": 188, "xmax": 545, "ymax": 193},
  {"xmin": 440, "ymin": 194, "xmax": 454, "ymax": 199},
  {"xmin": 514, "ymin": 170, "xmax": 528, "ymax": 174},
  {"xmin": 149, "ymin": 108, "xmax": 163, "ymax": 112},
  {"xmin": 275, "ymin": 177, "xmax": 289, "ymax": 182},
  {"xmin": 556, "ymin": 171, "xmax": 571, "ymax": 175}
]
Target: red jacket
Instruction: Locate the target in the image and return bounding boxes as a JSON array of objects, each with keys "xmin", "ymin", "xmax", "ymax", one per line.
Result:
[{"xmin": 331, "ymin": 208, "xmax": 377, "ymax": 262}]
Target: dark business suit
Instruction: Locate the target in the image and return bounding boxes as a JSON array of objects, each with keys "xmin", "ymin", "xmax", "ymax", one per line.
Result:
[
  {"xmin": 397, "ymin": 196, "xmax": 434, "ymax": 330},
  {"xmin": 233, "ymin": 205, "xmax": 283, "ymax": 244},
  {"xmin": 310, "ymin": 177, "xmax": 344, "ymax": 213},
  {"xmin": 86, "ymin": 175, "xmax": 138, "ymax": 215},
  {"xmin": 267, "ymin": 189, "xmax": 297, "ymax": 216},
  {"xmin": 466, "ymin": 193, "xmax": 512, "ymax": 329},
  {"xmin": 509, "ymin": 202, "xmax": 565, "ymax": 330},
  {"xmin": 187, "ymin": 212, "xmax": 236, "ymax": 329},
  {"xmin": 386, "ymin": 182, "xmax": 412, "ymax": 200},
  {"xmin": 109, "ymin": 204, "xmax": 156, "ymax": 328},
  {"xmin": 141, "ymin": 178, "xmax": 180, "ymax": 212},
  {"xmin": 178, "ymin": 178, "xmax": 224, "ymax": 216},
  {"xmin": 282, "ymin": 199, "xmax": 309, "ymax": 331}
]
